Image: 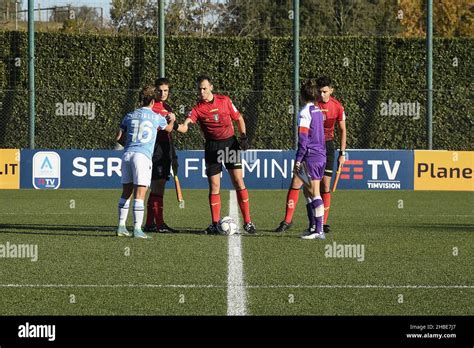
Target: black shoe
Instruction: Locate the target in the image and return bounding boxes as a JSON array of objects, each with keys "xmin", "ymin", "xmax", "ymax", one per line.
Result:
[
  {"xmin": 323, "ymin": 224, "xmax": 331, "ymax": 233},
  {"xmin": 157, "ymin": 223, "xmax": 178, "ymax": 233},
  {"xmin": 204, "ymin": 224, "xmax": 219, "ymax": 235},
  {"xmin": 243, "ymin": 222, "xmax": 257, "ymax": 234},
  {"xmin": 275, "ymin": 221, "xmax": 292, "ymax": 233},
  {"xmin": 143, "ymin": 223, "xmax": 158, "ymax": 233}
]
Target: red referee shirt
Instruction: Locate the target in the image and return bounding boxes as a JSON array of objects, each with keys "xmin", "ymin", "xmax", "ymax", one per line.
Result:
[
  {"xmin": 317, "ymin": 96, "xmax": 346, "ymax": 141},
  {"xmin": 152, "ymin": 101, "xmax": 173, "ymax": 142},
  {"xmin": 188, "ymin": 94, "xmax": 241, "ymax": 141}
]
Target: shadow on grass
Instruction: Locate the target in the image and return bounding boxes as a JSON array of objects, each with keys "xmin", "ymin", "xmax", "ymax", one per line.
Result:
[
  {"xmin": 159, "ymin": 227, "xmax": 205, "ymax": 235},
  {"xmin": 0, "ymin": 223, "xmax": 116, "ymax": 237},
  {"xmin": 150, "ymin": 228, "xmax": 301, "ymax": 238},
  {"xmin": 0, "ymin": 224, "xmax": 212, "ymax": 237},
  {"xmin": 251, "ymin": 228, "xmax": 311, "ymax": 238},
  {"xmin": 0, "ymin": 224, "xmax": 319, "ymax": 238}
]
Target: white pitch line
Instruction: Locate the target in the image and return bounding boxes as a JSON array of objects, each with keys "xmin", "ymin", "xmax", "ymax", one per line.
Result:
[
  {"xmin": 245, "ymin": 284, "xmax": 474, "ymax": 289},
  {"xmin": 0, "ymin": 284, "xmax": 472, "ymax": 289},
  {"xmin": 227, "ymin": 190, "xmax": 248, "ymax": 316},
  {"xmin": 0, "ymin": 284, "xmax": 224, "ymax": 288}
]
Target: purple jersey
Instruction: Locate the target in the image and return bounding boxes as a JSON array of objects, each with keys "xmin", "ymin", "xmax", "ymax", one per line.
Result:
[{"xmin": 295, "ymin": 103, "xmax": 326, "ymax": 163}]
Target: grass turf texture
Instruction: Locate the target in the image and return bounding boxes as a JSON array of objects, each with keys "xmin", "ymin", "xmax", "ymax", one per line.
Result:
[{"xmin": 0, "ymin": 189, "xmax": 472, "ymax": 315}]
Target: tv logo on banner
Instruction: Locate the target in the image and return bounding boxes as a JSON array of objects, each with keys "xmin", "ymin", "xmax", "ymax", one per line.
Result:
[
  {"xmin": 341, "ymin": 160, "xmax": 401, "ymax": 189},
  {"xmin": 338, "ymin": 150, "xmax": 412, "ymax": 190},
  {"xmin": 33, "ymin": 152, "xmax": 61, "ymax": 189},
  {"xmin": 340, "ymin": 160, "xmax": 364, "ymax": 180},
  {"xmin": 366, "ymin": 160, "xmax": 401, "ymax": 189}
]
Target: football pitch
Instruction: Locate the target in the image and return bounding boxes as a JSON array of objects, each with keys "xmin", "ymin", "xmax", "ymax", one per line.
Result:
[{"xmin": 0, "ymin": 189, "xmax": 472, "ymax": 316}]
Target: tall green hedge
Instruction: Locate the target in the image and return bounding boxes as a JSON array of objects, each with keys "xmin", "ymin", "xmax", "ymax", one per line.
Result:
[{"xmin": 0, "ymin": 32, "xmax": 472, "ymax": 150}]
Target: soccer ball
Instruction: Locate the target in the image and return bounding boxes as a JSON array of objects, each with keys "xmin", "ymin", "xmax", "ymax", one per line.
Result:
[{"xmin": 217, "ymin": 216, "xmax": 238, "ymax": 235}]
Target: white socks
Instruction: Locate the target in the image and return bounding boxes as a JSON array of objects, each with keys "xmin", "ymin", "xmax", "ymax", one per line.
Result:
[
  {"xmin": 119, "ymin": 198, "xmax": 145, "ymax": 231},
  {"xmin": 118, "ymin": 198, "xmax": 130, "ymax": 226},
  {"xmin": 133, "ymin": 199, "xmax": 145, "ymax": 230}
]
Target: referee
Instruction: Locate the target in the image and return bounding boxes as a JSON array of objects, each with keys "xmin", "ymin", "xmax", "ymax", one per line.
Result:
[{"xmin": 177, "ymin": 75, "xmax": 256, "ymax": 234}]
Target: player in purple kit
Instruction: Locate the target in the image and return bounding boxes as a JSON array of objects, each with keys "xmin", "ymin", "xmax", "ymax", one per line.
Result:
[{"xmin": 294, "ymin": 79, "xmax": 327, "ymax": 240}]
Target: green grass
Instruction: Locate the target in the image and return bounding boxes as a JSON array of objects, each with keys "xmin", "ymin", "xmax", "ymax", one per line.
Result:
[{"xmin": 0, "ymin": 189, "xmax": 472, "ymax": 315}]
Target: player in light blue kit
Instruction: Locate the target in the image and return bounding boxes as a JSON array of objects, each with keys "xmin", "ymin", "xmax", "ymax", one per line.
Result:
[
  {"xmin": 294, "ymin": 79, "xmax": 327, "ymax": 240},
  {"xmin": 115, "ymin": 85, "xmax": 176, "ymax": 239}
]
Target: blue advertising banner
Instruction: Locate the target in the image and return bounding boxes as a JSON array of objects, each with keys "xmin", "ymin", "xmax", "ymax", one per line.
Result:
[
  {"xmin": 179, "ymin": 150, "xmax": 296, "ymax": 189},
  {"xmin": 336, "ymin": 150, "xmax": 414, "ymax": 190},
  {"xmin": 19, "ymin": 149, "xmax": 413, "ymax": 190},
  {"xmin": 21, "ymin": 150, "xmax": 122, "ymax": 189},
  {"xmin": 20, "ymin": 150, "xmax": 298, "ymax": 189}
]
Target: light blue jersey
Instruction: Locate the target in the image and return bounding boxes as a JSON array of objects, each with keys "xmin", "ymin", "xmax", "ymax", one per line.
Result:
[{"xmin": 120, "ymin": 107, "xmax": 169, "ymax": 160}]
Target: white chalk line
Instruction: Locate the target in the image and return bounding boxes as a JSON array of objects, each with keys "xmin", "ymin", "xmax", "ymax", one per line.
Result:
[
  {"xmin": 227, "ymin": 190, "xmax": 248, "ymax": 315},
  {"xmin": 0, "ymin": 284, "xmax": 472, "ymax": 289}
]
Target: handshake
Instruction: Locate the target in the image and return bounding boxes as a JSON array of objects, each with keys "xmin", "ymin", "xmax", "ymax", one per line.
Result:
[
  {"xmin": 172, "ymin": 118, "xmax": 250, "ymax": 151},
  {"xmin": 165, "ymin": 113, "xmax": 176, "ymax": 123}
]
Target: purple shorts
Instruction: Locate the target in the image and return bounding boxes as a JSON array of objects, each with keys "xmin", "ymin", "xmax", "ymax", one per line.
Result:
[{"xmin": 304, "ymin": 159, "xmax": 326, "ymax": 181}]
